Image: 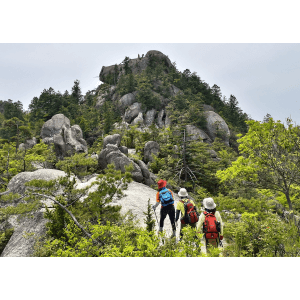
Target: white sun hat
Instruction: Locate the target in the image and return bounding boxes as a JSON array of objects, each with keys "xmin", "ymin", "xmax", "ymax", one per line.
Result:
[
  {"xmin": 178, "ymin": 188, "xmax": 188, "ymax": 197},
  {"xmin": 203, "ymin": 197, "xmax": 216, "ymax": 209}
]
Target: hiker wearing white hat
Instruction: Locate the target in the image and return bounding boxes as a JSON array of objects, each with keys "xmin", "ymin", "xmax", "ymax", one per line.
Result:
[
  {"xmin": 175, "ymin": 188, "xmax": 199, "ymax": 240},
  {"xmin": 197, "ymin": 197, "xmax": 223, "ymax": 249}
]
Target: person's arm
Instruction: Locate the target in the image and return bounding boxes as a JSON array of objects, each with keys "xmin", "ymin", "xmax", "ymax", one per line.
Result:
[
  {"xmin": 152, "ymin": 192, "xmax": 160, "ymax": 210},
  {"xmin": 153, "ymin": 202, "xmax": 159, "ymax": 210},
  {"xmin": 175, "ymin": 201, "xmax": 183, "ymax": 222},
  {"xmin": 196, "ymin": 213, "xmax": 205, "ymax": 234}
]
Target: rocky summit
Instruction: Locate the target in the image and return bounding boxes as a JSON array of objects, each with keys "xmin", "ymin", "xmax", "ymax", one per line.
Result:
[{"xmin": 2, "ymin": 49, "xmax": 275, "ymax": 258}]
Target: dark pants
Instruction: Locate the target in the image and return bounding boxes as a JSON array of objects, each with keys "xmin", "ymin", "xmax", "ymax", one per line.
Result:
[{"xmin": 160, "ymin": 204, "xmax": 176, "ymax": 231}]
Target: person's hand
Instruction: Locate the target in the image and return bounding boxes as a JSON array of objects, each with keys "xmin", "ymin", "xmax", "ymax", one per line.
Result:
[
  {"xmin": 152, "ymin": 205, "xmax": 156, "ymax": 211},
  {"xmin": 219, "ymin": 236, "xmax": 223, "ymax": 240}
]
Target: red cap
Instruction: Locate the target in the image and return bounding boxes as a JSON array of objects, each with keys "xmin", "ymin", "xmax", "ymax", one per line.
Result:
[{"xmin": 157, "ymin": 179, "xmax": 167, "ymax": 189}]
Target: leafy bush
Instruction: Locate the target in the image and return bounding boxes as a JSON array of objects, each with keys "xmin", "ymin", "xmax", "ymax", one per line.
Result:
[
  {"xmin": 223, "ymin": 212, "xmax": 300, "ymax": 257},
  {"xmin": 55, "ymin": 153, "xmax": 98, "ymax": 178},
  {"xmin": 0, "ymin": 228, "xmax": 14, "ymax": 255}
]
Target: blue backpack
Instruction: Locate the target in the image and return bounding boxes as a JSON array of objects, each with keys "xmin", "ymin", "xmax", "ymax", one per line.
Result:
[{"xmin": 159, "ymin": 188, "xmax": 174, "ymax": 207}]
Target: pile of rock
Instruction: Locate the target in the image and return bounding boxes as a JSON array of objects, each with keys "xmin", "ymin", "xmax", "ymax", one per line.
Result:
[
  {"xmin": 98, "ymin": 134, "xmax": 156, "ymax": 187},
  {"xmin": 19, "ymin": 137, "xmax": 37, "ymax": 151},
  {"xmin": 41, "ymin": 114, "xmax": 88, "ymax": 159}
]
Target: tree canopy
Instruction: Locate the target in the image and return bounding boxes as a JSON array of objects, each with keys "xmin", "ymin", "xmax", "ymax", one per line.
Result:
[{"xmin": 217, "ymin": 118, "xmax": 300, "ymax": 210}]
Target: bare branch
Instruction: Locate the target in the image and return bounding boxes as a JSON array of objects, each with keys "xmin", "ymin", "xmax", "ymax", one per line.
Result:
[
  {"xmin": 32, "ymin": 192, "xmax": 104, "ymax": 246},
  {"xmin": 0, "ymin": 190, "xmax": 10, "ymax": 196}
]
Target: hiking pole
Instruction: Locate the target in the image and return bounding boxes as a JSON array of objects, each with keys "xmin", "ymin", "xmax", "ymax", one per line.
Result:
[
  {"xmin": 152, "ymin": 206, "xmax": 159, "ymax": 225},
  {"xmin": 152, "ymin": 206, "xmax": 164, "ymax": 243}
]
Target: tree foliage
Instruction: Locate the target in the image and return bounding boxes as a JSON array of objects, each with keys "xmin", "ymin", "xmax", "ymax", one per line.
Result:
[{"xmin": 217, "ymin": 118, "xmax": 300, "ymax": 210}]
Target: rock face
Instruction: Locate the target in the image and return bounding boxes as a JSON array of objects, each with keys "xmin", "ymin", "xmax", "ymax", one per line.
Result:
[
  {"xmin": 1, "ymin": 180, "xmax": 182, "ymax": 256},
  {"xmin": 207, "ymin": 149, "xmax": 218, "ymax": 158},
  {"xmin": 131, "ymin": 112, "xmax": 144, "ymax": 126},
  {"xmin": 7, "ymin": 169, "xmax": 67, "ymax": 195},
  {"xmin": 103, "ymin": 134, "xmax": 121, "ymax": 148},
  {"xmin": 1, "ymin": 169, "xmax": 71, "ymax": 257},
  {"xmin": 41, "ymin": 114, "xmax": 88, "ymax": 159},
  {"xmin": 203, "ymin": 104, "xmax": 215, "ymax": 112},
  {"xmin": 157, "ymin": 110, "xmax": 165, "ymax": 128},
  {"xmin": 124, "ymin": 102, "xmax": 143, "ymax": 123},
  {"xmin": 144, "ymin": 141, "xmax": 160, "ymax": 163},
  {"xmin": 100, "ymin": 50, "xmax": 172, "ymax": 83},
  {"xmin": 204, "ymin": 111, "xmax": 230, "ymax": 146},
  {"xmin": 95, "ymin": 86, "xmax": 117, "ymax": 108},
  {"xmin": 19, "ymin": 137, "xmax": 37, "ymax": 151},
  {"xmin": 119, "ymin": 145, "xmax": 128, "ymax": 155},
  {"xmin": 116, "ymin": 181, "xmax": 181, "ymax": 237},
  {"xmin": 185, "ymin": 125, "xmax": 212, "ymax": 143},
  {"xmin": 98, "ymin": 134, "xmax": 156, "ymax": 186},
  {"xmin": 98, "ymin": 144, "xmax": 144, "ymax": 182},
  {"xmin": 144, "ymin": 109, "xmax": 156, "ymax": 126},
  {"xmin": 169, "ymin": 84, "xmax": 182, "ymax": 97},
  {"xmin": 1, "ymin": 212, "xmax": 47, "ymax": 257},
  {"xmin": 118, "ymin": 92, "xmax": 138, "ymax": 111}
]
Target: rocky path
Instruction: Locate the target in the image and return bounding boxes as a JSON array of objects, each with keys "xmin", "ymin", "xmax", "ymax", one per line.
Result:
[{"xmin": 117, "ymin": 181, "xmax": 226, "ymax": 256}]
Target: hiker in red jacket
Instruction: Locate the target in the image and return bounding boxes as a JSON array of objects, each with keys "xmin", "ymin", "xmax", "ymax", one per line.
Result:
[{"xmin": 152, "ymin": 179, "xmax": 176, "ymax": 238}]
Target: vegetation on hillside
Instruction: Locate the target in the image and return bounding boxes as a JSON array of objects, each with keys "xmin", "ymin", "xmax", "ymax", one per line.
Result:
[{"xmin": 1, "ymin": 52, "xmax": 300, "ymax": 257}]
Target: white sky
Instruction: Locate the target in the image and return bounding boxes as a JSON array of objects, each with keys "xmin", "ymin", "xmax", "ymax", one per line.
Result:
[
  {"xmin": 1, "ymin": 2, "xmax": 300, "ymax": 124},
  {"xmin": 2, "ymin": 43, "xmax": 300, "ymax": 124}
]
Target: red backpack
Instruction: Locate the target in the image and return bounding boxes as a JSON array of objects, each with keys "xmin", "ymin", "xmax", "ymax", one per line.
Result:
[
  {"xmin": 203, "ymin": 211, "xmax": 220, "ymax": 239},
  {"xmin": 180, "ymin": 199, "xmax": 199, "ymax": 224}
]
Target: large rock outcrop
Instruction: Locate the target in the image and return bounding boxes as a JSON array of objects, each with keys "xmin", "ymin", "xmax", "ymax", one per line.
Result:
[
  {"xmin": 95, "ymin": 86, "xmax": 117, "ymax": 108},
  {"xmin": 116, "ymin": 181, "xmax": 181, "ymax": 237},
  {"xmin": 1, "ymin": 179, "xmax": 182, "ymax": 256},
  {"xmin": 41, "ymin": 114, "xmax": 88, "ymax": 159},
  {"xmin": 131, "ymin": 112, "xmax": 144, "ymax": 126},
  {"xmin": 19, "ymin": 137, "xmax": 37, "ymax": 151},
  {"xmin": 144, "ymin": 109, "xmax": 156, "ymax": 126},
  {"xmin": 204, "ymin": 111, "xmax": 230, "ymax": 146},
  {"xmin": 7, "ymin": 169, "xmax": 67, "ymax": 195},
  {"xmin": 124, "ymin": 102, "xmax": 143, "ymax": 123},
  {"xmin": 1, "ymin": 212, "xmax": 47, "ymax": 257},
  {"xmin": 98, "ymin": 134, "xmax": 156, "ymax": 186},
  {"xmin": 100, "ymin": 50, "xmax": 172, "ymax": 84},
  {"xmin": 1, "ymin": 169, "xmax": 70, "ymax": 257},
  {"xmin": 103, "ymin": 133, "xmax": 121, "ymax": 148},
  {"xmin": 98, "ymin": 144, "xmax": 144, "ymax": 183},
  {"xmin": 185, "ymin": 125, "xmax": 212, "ymax": 143},
  {"xmin": 118, "ymin": 92, "xmax": 138, "ymax": 111},
  {"xmin": 144, "ymin": 141, "xmax": 160, "ymax": 164}
]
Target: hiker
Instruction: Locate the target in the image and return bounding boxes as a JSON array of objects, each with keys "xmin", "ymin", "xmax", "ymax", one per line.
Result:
[
  {"xmin": 196, "ymin": 197, "xmax": 223, "ymax": 249},
  {"xmin": 152, "ymin": 179, "xmax": 176, "ymax": 238},
  {"xmin": 175, "ymin": 188, "xmax": 199, "ymax": 240}
]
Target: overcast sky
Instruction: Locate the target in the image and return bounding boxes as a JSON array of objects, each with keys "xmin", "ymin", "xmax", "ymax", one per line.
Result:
[{"xmin": 1, "ymin": 43, "xmax": 300, "ymax": 123}]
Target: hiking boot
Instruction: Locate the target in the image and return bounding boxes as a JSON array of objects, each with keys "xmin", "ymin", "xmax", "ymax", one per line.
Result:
[
  {"xmin": 157, "ymin": 227, "xmax": 163, "ymax": 235},
  {"xmin": 170, "ymin": 230, "xmax": 176, "ymax": 238}
]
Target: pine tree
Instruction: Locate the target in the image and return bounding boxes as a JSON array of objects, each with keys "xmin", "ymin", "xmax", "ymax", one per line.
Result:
[{"xmin": 143, "ymin": 198, "xmax": 156, "ymax": 232}]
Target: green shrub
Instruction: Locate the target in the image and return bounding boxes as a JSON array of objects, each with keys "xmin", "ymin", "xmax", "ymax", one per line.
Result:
[{"xmin": 0, "ymin": 228, "xmax": 14, "ymax": 255}]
